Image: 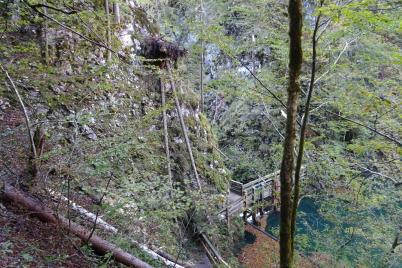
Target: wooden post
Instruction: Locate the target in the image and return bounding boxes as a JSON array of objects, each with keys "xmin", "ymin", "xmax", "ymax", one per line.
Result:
[
  {"xmin": 260, "ymin": 186, "xmax": 263, "ymax": 201},
  {"xmin": 252, "ymin": 186, "xmax": 256, "ymax": 206},
  {"xmin": 252, "ymin": 211, "xmax": 258, "ymax": 226},
  {"xmin": 243, "ymin": 190, "xmax": 247, "ymax": 209},
  {"xmin": 243, "ymin": 211, "xmax": 248, "ymax": 222}
]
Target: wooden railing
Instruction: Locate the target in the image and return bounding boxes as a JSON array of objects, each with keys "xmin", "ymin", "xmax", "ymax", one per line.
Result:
[
  {"xmin": 242, "ymin": 170, "xmax": 280, "ymax": 209},
  {"xmin": 230, "ymin": 180, "xmax": 243, "ymax": 195},
  {"xmin": 221, "ymin": 196, "xmax": 243, "ymax": 217},
  {"xmin": 199, "ymin": 233, "xmax": 229, "ymax": 267},
  {"xmin": 210, "ymin": 167, "xmax": 306, "ymax": 266},
  {"xmin": 219, "ymin": 170, "xmax": 281, "ymax": 217}
]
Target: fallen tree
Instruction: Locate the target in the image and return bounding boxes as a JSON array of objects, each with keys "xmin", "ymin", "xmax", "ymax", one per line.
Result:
[
  {"xmin": 47, "ymin": 188, "xmax": 188, "ymax": 268},
  {"xmin": 1, "ymin": 182, "xmax": 153, "ymax": 268},
  {"xmin": 47, "ymin": 188, "xmax": 118, "ymax": 233}
]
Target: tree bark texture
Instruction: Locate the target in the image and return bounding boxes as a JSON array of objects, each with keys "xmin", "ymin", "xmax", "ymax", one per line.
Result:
[
  {"xmin": 291, "ymin": 4, "xmax": 322, "ymax": 256},
  {"xmin": 279, "ymin": 0, "xmax": 303, "ymax": 267}
]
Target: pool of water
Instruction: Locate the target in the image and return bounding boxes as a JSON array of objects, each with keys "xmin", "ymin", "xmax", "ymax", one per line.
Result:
[
  {"xmin": 265, "ymin": 198, "xmax": 332, "ymax": 253},
  {"xmin": 264, "ymin": 197, "xmax": 402, "ymax": 267}
]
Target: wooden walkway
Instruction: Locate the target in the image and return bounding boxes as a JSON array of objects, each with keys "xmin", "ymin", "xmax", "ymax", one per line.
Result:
[
  {"xmin": 203, "ymin": 167, "xmax": 305, "ymax": 266},
  {"xmin": 219, "ymin": 170, "xmax": 281, "ymax": 218},
  {"xmin": 201, "ymin": 170, "xmax": 281, "ymax": 266}
]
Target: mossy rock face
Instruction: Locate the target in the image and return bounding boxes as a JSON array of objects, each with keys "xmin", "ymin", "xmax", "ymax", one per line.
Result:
[
  {"xmin": 133, "ymin": 7, "xmax": 160, "ymax": 35},
  {"xmin": 140, "ymin": 37, "xmax": 187, "ymax": 68}
]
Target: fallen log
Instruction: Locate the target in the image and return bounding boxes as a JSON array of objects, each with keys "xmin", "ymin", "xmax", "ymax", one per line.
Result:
[
  {"xmin": 47, "ymin": 188, "xmax": 188, "ymax": 267},
  {"xmin": 1, "ymin": 183, "xmax": 153, "ymax": 268},
  {"xmin": 47, "ymin": 188, "xmax": 118, "ymax": 233}
]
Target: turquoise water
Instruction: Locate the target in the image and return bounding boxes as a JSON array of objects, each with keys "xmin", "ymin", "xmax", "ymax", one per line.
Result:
[
  {"xmin": 264, "ymin": 198, "xmax": 402, "ymax": 267},
  {"xmin": 265, "ymin": 198, "xmax": 332, "ymax": 253}
]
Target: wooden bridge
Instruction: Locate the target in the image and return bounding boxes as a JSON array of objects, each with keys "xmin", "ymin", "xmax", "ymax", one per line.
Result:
[
  {"xmin": 219, "ymin": 170, "xmax": 281, "ymax": 219},
  {"xmin": 203, "ymin": 168, "xmax": 305, "ymax": 266},
  {"xmin": 200, "ymin": 170, "xmax": 281, "ymax": 266}
]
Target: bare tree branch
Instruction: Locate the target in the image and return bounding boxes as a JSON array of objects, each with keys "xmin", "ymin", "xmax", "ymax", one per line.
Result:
[
  {"xmin": 167, "ymin": 63, "xmax": 202, "ymax": 191},
  {"xmin": 314, "ymin": 38, "xmax": 356, "ymax": 85},
  {"xmin": 326, "ymin": 110, "xmax": 402, "ymax": 147},
  {"xmin": 262, "ymin": 102, "xmax": 285, "ymax": 140},
  {"xmin": 26, "ymin": 2, "xmax": 78, "ymax": 15},
  {"xmin": 224, "ymin": 53, "xmax": 287, "ymax": 109},
  {"xmin": 0, "ymin": 63, "xmax": 37, "ymax": 159},
  {"xmin": 22, "ymin": 0, "xmax": 128, "ymax": 63},
  {"xmin": 86, "ymin": 174, "xmax": 113, "ymax": 243},
  {"xmin": 353, "ymin": 164, "xmax": 401, "ymax": 187}
]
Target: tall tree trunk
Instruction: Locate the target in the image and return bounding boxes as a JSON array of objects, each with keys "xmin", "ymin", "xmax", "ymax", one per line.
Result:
[
  {"xmin": 167, "ymin": 64, "xmax": 202, "ymax": 190},
  {"xmin": 200, "ymin": 42, "xmax": 204, "ymax": 112},
  {"xmin": 43, "ymin": 4, "xmax": 49, "ymax": 64},
  {"xmin": 199, "ymin": 0, "xmax": 205, "ymax": 113},
  {"xmin": 11, "ymin": 0, "xmax": 20, "ymax": 25},
  {"xmin": 113, "ymin": 2, "xmax": 121, "ymax": 24},
  {"xmin": 0, "ymin": 64, "xmax": 37, "ymax": 169},
  {"xmin": 290, "ymin": 3, "xmax": 323, "ymax": 256},
  {"xmin": 279, "ymin": 0, "xmax": 303, "ymax": 267},
  {"xmin": 160, "ymin": 79, "xmax": 173, "ymax": 184},
  {"xmin": 104, "ymin": 0, "xmax": 112, "ymax": 61}
]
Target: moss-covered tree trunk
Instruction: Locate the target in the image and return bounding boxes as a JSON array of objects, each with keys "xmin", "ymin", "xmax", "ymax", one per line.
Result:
[
  {"xmin": 291, "ymin": 1, "xmax": 323, "ymax": 256},
  {"xmin": 279, "ymin": 0, "xmax": 303, "ymax": 267}
]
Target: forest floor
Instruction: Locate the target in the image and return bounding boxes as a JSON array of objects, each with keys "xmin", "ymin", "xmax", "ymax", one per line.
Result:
[
  {"xmin": 238, "ymin": 216, "xmax": 315, "ymax": 268},
  {"xmin": 0, "ymin": 199, "xmax": 96, "ymax": 267}
]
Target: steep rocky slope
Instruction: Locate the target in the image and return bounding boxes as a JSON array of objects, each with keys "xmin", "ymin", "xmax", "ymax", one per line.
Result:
[{"xmin": 0, "ymin": 1, "xmax": 237, "ymax": 266}]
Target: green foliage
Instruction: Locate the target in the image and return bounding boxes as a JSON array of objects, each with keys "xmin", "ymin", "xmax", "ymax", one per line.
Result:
[
  {"xmin": 1, "ymin": 0, "xmax": 401, "ymax": 266},
  {"xmin": 159, "ymin": 0, "xmax": 401, "ymax": 266}
]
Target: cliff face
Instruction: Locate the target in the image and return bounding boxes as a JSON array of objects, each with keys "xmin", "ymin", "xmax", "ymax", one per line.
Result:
[{"xmin": 0, "ymin": 1, "xmax": 232, "ymax": 266}]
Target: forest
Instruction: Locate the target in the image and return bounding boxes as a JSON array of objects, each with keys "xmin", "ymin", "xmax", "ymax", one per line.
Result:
[{"xmin": 0, "ymin": 0, "xmax": 401, "ymax": 267}]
